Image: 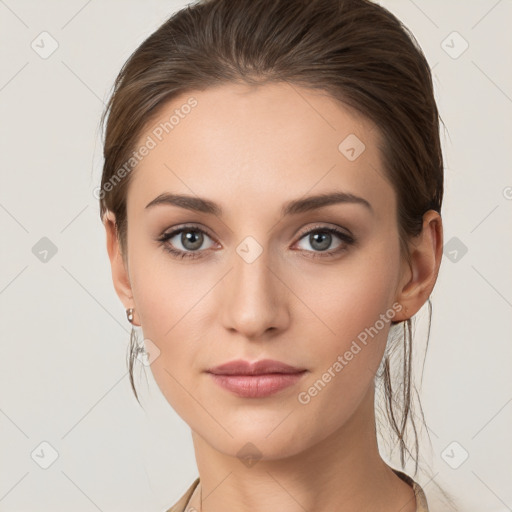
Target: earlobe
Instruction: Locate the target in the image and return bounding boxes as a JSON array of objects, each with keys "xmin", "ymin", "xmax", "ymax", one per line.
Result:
[
  {"xmin": 103, "ymin": 210, "xmax": 135, "ymax": 310},
  {"xmin": 393, "ymin": 210, "xmax": 443, "ymax": 322}
]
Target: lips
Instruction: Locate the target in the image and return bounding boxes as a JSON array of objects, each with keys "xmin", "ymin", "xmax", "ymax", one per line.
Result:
[
  {"xmin": 206, "ymin": 358, "xmax": 306, "ymax": 376},
  {"xmin": 205, "ymin": 359, "xmax": 308, "ymax": 398}
]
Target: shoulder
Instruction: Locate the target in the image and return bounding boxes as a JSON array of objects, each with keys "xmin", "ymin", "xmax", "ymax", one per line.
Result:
[
  {"xmin": 392, "ymin": 469, "xmax": 430, "ymax": 512},
  {"xmin": 163, "ymin": 478, "xmax": 200, "ymax": 512},
  {"xmin": 164, "ymin": 472, "xmax": 430, "ymax": 512}
]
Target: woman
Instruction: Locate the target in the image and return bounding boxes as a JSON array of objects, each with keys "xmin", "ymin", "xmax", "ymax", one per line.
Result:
[{"xmin": 99, "ymin": 0, "xmax": 447, "ymax": 510}]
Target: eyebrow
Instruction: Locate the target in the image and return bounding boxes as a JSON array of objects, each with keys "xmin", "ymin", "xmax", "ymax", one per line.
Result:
[{"xmin": 145, "ymin": 191, "xmax": 373, "ymax": 216}]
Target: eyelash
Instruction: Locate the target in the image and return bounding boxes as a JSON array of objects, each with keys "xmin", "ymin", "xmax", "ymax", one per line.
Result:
[{"xmin": 156, "ymin": 224, "xmax": 355, "ymax": 260}]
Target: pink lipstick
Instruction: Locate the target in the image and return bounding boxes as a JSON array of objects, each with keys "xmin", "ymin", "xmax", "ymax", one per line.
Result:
[{"xmin": 205, "ymin": 359, "xmax": 307, "ymax": 398}]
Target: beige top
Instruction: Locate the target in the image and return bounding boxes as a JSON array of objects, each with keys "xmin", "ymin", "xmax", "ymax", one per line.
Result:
[{"xmin": 164, "ymin": 468, "xmax": 429, "ymax": 512}]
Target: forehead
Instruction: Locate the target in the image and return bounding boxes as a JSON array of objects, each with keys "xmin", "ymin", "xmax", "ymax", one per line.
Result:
[{"xmin": 127, "ymin": 82, "xmax": 395, "ymax": 220}]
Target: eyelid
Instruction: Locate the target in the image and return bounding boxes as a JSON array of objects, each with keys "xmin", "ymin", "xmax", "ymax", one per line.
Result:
[
  {"xmin": 160, "ymin": 223, "xmax": 217, "ymax": 241},
  {"xmin": 295, "ymin": 222, "xmax": 354, "ymax": 240}
]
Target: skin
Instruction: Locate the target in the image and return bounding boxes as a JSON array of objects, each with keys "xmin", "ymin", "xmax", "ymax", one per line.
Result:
[{"xmin": 104, "ymin": 82, "xmax": 443, "ymax": 512}]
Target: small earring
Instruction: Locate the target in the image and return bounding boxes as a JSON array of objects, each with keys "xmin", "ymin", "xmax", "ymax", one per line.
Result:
[{"xmin": 126, "ymin": 308, "xmax": 135, "ymax": 324}]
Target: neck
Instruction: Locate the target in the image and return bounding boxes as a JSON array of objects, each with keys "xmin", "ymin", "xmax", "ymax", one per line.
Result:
[{"xmin": 188, "ymin": 384, "xmax": 417, "ymax": 512}]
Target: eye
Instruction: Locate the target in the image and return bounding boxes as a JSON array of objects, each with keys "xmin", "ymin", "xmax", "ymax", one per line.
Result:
[
  {"xmin": 157, "ymin": 223, "xmax": 355, "ymax": 261},
  {"xmin": 294, "ymin": 225, "xmax": 355, "ymax": 259},
  {"xmin": 157, "ymin": 225, "xmax": 217, "ymax": 260}
]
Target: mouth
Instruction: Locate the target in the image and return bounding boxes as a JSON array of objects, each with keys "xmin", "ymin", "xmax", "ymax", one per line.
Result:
[{"xmin": 205, "ymin": 359, "xmax": 308, "ymax": 398}]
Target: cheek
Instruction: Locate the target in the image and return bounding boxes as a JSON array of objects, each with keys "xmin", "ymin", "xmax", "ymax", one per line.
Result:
[
  {"xmin": 128, "ymin": 235, "xmax": 203, "ymax": 343},
  {"xmin": 292, "ymin": 237, "xmax": 400, "ymax": 398},
  {"xmin": 296, "ymin": 238, "xmax": 400, "ymax": 347},
  {"xmin": 127, "ymin": 244, "xmax": 206, "ymax": 404}
]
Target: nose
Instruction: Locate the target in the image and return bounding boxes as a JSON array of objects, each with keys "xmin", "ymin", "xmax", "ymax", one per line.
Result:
[{"xmin": 218, "ymin": 243, "xmax": 290, "ymax": 340}]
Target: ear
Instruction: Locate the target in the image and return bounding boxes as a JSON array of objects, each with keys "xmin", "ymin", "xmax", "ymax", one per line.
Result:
[
  {"xmin": 103, "ymin": 210, "xmax": 141, "ymax": 326},
  {"xmin": 393, "ymin": 210, "xmax": 443, "ymax": 322}
]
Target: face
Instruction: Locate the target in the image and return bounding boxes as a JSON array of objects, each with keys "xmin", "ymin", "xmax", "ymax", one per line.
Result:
[{"xmin": 112, "ymin": 82, "xmax": 410, "ymax": 459}]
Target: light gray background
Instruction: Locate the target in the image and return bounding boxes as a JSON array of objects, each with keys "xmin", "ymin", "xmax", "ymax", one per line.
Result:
[{"xmin": 1, "ymin": 1, "xmax": 511, "ymax": 511}]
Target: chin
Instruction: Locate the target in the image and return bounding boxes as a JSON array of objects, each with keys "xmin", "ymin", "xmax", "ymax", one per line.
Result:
[{"xmin": 206, "ymin": 425, "xmax": 312, "ymax": 462}]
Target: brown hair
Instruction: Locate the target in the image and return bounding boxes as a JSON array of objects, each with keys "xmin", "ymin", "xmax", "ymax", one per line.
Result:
[{"xmin": 99, "ymin": 0, "xmax": 444, "ymax": 478}]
